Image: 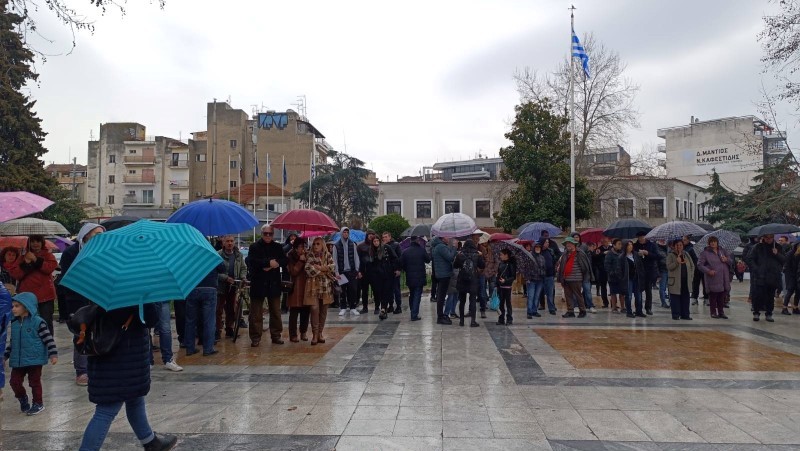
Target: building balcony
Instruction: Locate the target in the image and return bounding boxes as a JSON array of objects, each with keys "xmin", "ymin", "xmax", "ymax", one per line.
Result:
[
  {"xmin": 169, "ymin": 160, "xmax": 189, "ymax": 168},
  {"xmin": 451, "ymin": 170, "xmax": 491, "ymax": 180},
  {"xmin": 169, "ymin": 180, "xmax": 190, "ymax": 189},
  {"xmin": 657, "ymin": 143, "xmax": 666, "ymax": 153},
  {"xmin": 123, "ymin": 175, "xmax": 156, "ymax": 184},
  {"xmin": 123, "ymin": 196, "xmax": 154, "ymax": 206},
  {"xmin": 170, "ymin": 199, "xmax": 189, "ymax": 207},
  {"xmin": 123, "ymin": 155, "xmax": 156, "ymax": 165}
]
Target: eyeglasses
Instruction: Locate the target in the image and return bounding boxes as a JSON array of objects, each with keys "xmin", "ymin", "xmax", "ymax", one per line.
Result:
[{"xmin": 262, "ymin": 232, "xmax": 273, "ymax": 236}]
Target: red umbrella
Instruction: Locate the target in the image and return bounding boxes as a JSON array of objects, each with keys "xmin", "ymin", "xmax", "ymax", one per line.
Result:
[
  {"xmin": 0, "ymin": 236, "xmax": 58, "ymax": 251},
  {"xmin": 580, "ymin": 228, "xmax": 605, "ymax": 244},
  {"xmin": 270, "ymin": 209, "xmax": 339, "ymax": 232},
  {"xmin": 489, "ymin": 232, "xmax": 514, "ymax": 242}
]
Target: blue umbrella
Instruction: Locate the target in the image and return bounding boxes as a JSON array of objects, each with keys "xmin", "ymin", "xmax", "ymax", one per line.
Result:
[
  {"xmin": 518, "ymin": 222, "xmax": 562, "ymax": 241},
  {"xmin": 166, "ymin": 198, "xmax": 259, "ymax": 236},
  {"xmin": 331, "ymin": 229, "xmax": 366, "ymax": 242},
  {"xmin": 60, "ymin": 221, "xmax": 223, "ymax": 311}
]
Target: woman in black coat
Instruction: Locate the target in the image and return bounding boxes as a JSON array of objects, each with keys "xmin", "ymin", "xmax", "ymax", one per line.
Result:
[
  {"xmin": 363, "ymin": 236, "xmax": 399, "ymax": 320},
  {"xmin": 79, "ymin": 304, "xmax": 177, "ymax": 451}
]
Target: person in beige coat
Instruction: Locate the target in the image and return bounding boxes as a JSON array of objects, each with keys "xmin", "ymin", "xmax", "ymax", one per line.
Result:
[
  {"xmin": 305, "ymin": 237, "xmax": 335, "ymax": 345},
  {"xmin": 667, "ymin": 238, "xmax": 695, "ymax": 321}
]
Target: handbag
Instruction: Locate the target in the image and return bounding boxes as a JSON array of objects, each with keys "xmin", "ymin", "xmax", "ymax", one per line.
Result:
[
  {"xmin": 489, "ymin": 289, "xmax": 500, "ymax": 311},
  {"xmin": 281, "ymin": 279, "xmax": 294, "ymax": 295},
  {"xmin": 67, "ymin": 304, "xmax": 133, "ymax": 356}
]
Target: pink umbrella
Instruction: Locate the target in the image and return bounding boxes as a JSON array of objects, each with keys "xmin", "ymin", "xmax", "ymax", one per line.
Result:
[
  {"xmin": 0, "ymin": 192, "xmax": 54, "ymax": 223},
  {"xmin": 300, "ymin": 230, "xmax": 329, "ymax": 238}
]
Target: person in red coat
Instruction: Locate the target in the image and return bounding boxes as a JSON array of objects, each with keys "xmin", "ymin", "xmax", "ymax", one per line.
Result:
[{"xmin": 6, "ymin": 236, "xmax": 57, "ymax": 333}]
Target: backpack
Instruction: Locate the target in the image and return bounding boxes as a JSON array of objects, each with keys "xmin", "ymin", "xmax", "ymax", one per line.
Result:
[
  {"xmin": 457, "ymin": 252, "xmax": 477, "ymax": 285},
  {"xmin": 67, "ymin": 304, "xmax": 133, "ymax": 357}
]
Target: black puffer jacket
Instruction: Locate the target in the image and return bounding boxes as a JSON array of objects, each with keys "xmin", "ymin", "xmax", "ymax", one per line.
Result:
[
  {"xmin": 747, "ymin": 242, "xmax": 786, "ymax": 287},
  {"xmin": 400, "ymin": 241, "xmax": 430, "ymax": 288},
  {"xmin": 87, "ymin": 304, "xmax": 158, "ymax": 404},
  {"xmin": 453, "ymin": 240, "xmax": 485, "ymax": 293}
]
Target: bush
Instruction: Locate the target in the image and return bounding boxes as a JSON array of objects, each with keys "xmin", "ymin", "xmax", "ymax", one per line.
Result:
[{"xmin": 368, "ymin": 214, "xmax": 410, "ymax": 241}]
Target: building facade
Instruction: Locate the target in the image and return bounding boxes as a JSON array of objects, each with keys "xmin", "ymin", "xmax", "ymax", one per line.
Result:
[
  {"xmin": 423, "ymin": 157, "xmax": 504, "ymax": 181},
  {"xmin": 657, "ymin": 116, "xmax": 790, "ymax": 194},
  {"xmin": 45, "ymin": 163, "xmax": 87, "ymax": 202},
  {"xmin": 580, "ymin": 145, "xmax": 631, "ymax": 177},
  {"xmin": 376, "ymin": 180, "xmax": 513, "ymax": 228}
]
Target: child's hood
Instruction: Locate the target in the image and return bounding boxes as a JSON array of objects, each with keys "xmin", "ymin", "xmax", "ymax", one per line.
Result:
[{"xmin": 12, "ymin": 292, "xmax": 39, "ymax": 317}]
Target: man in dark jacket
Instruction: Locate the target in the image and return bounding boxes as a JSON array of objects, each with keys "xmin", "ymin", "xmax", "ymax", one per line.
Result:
[
  {"xmin": 682, "ymin": 235, "xmax": 706, "ymax": 305},
  {"xmin": 594, "ymin": 238, "xmax": 612, "ymax": 307},
  {"xmin": 656, "ymin": 239, "xmax": 670, "ymax": 309},
  {"xmin": 633, "ymin": 232, "xmax": 662, "ymax": 315},
  {"xmin": 539, "ymin": 230, "xmax": 562, "ymax": 261},
  {"xmin": 401, "ymin": 237, "xmax": 430, "ymax": 321},
  {"xmin": 247, "ymin": 225, "xmax": 288, "ymax": 346},
  {"xmin": 538, "ymin": 238, "xmax": 558, "ymax": 313},
  {"xmin": 357, "ymin": 230, "xmax": 376, "ymax": 314},
  {"xmin": 746, "ymin": 234, "xmax": 786, "ymax": 322},
  {"xmin": 382, "ymin": 231, "xmax": 403, "ymax": 314},
  {"xmin": 57, "ymin": 223, "xmax": 105, "ymax": 385},
  {"xmin": 453, "ymin": 240, "xmax": 486, "ymax": 327},
  {"xmin": 431, "ymin": 236, "xmax": 457, "ymax": 325}
]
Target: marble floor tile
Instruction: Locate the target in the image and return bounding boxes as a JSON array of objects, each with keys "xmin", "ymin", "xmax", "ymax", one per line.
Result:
[
  {"xmin": 442, "ymin": 420, "xmax": 494, "ymax": 438},
  {"xmin": 716, "ymin": 411, "xmax": 800, "ymax": 445},
  {"xmin": 532, "ymin": 409, "xmax": 597, "ymax": 441},
  {"xmin": 577, "ymin": 410, "xmax": 651, "ymax": 442},
  {"xmin": 342, "ymin": 419, "xmax": 396, "ymax": 436},
  {"xmin": 393, "ymin": 419, "xmax": 444, "ymax": 437},
  {"xmin": 668, "ymin": 410, "xmax": 759, "ymax": 444},
  {"xmin": 443, "ymin": 437, "xmax": 553, "ymax": 450},
  {"xmin": 623, "ymin": 410, "xmax": 705, "ymax": 443},
  {"xmin": 335, "ymin": 435, "xmax": 442, "ymax": 451}
]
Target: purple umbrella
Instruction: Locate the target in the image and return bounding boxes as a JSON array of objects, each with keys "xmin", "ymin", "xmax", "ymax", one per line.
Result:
[
  {"xmin": 48, "ymin": 236, "xmax": 74, "ymax": 252},
  {"xmin": 0, "ymin": 191, "xmax": 54, "ymax": 223}
]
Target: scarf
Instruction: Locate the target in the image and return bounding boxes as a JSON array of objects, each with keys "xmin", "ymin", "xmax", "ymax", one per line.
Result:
[{"xmin": 563, "ymin": 252, "xmax": 576, "ymax": 277}]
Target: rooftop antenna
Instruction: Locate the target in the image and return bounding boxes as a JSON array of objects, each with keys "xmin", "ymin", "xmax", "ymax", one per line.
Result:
[
  {"xmin": 226, "ymin": 95, "xmax": 231, "ymax": 105},
  {"xmin": 89, "ymin": 129, "xmax": 94, "ymax": 141}
]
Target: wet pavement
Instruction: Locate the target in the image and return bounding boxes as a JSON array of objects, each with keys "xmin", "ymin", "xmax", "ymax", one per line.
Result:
[{"xmin": 2, "ymin": 280, "xmax": 800, "ymax": 450}]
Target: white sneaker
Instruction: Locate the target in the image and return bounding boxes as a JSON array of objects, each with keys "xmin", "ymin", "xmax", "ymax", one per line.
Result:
[
  {"xmin": 350, "ymin": 309, "xmax": 360, "ymax": 316},
  {"xmin": 164, "ymin": 359, "xmax": 183, "ymax": 372},
  {"xmin": 589, "ymin": 307, "xmax": 597, "ymax": 313},
  {"xmin": 339, "ymin": 308, "xmax": 348, "ymax": 316}
]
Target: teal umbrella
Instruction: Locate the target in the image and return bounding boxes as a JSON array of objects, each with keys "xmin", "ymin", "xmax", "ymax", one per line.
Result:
[{"xmin": 60, "ymin": 221, "xmax": 223, "ymax": 311}]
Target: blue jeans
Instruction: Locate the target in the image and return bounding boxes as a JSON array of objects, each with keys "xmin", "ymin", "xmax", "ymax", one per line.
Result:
[
  {"xmin": 478, "ymin": 275, "xmax": 488, "ymax": 312},
  {"xmin": 582, "ymin": 280, "xmax": 595, "ymax": 309},
  {"xmin": 184, "ymin": 287, "xmax": 217, "ymax": 354},
  {"xmin": 392, "ymin": 276, "xmax": 402, "ymax": 308},
  {"xmin": 445, "ymin": 292, "xmax": 458, "ymax": 315},
  {"xmin": 543, "ymin": 276, "xmax": 556, "ymax": 312},
  {"xmin": 526, "ymin": 281, "xmax": 543, "ymax": 315},
  {"xmin": 408, "ymin": 285, "xmax": 423, "ymax": 319},
  {"xmin": 659, "ymin": 271, "xmax": 669, "ymax": 306},
  {"xmin": 625, "ymin": 279, "xmax": 643, "ymax": 314},
  {"xmin": 154, "ymin": 301, "xmax": 173, "ymax": 364},
  {"xmin": 80, "ymin": 396, "xmax": 154, "ymax": 450}
]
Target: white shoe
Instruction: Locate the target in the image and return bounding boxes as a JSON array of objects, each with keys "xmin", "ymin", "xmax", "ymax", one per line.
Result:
[
  {"xmin": 351, "ymin": 308, "xmax": 360, "ymax": 316},
  {"xmin": 589, "ymin": 307, "xmax": 597, "ymax": 313},
  {"xmin": 339, "ymin": 308, "xmax": 347, "ymax": 316},
  {"xmin": 164, "ymin": 359, "xmax": 183, "ymax": 372}
]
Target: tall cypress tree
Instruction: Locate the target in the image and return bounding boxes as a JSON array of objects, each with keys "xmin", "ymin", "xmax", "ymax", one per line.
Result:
[{"xmin": 0, "ymin": 0, "xmax": 58, "ymax": 195}]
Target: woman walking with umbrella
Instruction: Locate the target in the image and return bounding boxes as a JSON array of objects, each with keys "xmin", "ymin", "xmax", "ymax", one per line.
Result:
[
  {"xmin": 305, "ymin": 237, "xmax": 335, "ymax": 344},
  {"xmin": 697, "ymin": 236, "xmax": 731, "ymax": 319}
]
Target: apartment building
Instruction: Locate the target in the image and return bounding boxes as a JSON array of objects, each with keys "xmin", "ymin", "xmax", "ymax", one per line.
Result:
[{"xmin": 45, "ymin": 162, "xmax": 87, "ymax": 202}]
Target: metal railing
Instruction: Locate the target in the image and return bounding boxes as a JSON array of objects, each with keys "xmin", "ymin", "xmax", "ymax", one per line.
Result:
[
  {"xmin": 123, "ymin": 175, "xmax": 156, "ymax": 183},
  {"xmin": 169, "ymin": 160, "xmax": 189, "ymax": 168},
  {"xmin": 169, "ymin": 180, "xmax": 190, "ymax": 188},
  {"xmin": 123, "ymin": 155, "xmax": 156, "ymax": 164}
]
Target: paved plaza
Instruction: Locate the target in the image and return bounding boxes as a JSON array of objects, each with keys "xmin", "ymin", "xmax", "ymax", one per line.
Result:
[{"xmin": 3, "ymin": 280, "xmax": 800, "ymax": 450}]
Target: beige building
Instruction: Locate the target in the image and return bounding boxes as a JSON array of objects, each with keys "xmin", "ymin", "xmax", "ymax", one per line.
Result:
[
  {"xmin": 657, "ymin": 115, "xmax": 790, "ymax": 194},
  {"xmin": 376, "ymin": 180, "xmax": 513, "ymax": 229},
  {"xmin": 200, "ymin": 102, "xmax": 331, "ymax": 203},
  {"xmin": 45, "ymin": 162, "xmax": 87, "ymax": 202},
  {"xmin": 86, "ymin": 123, "xmax": 192, "ymax": 219}
]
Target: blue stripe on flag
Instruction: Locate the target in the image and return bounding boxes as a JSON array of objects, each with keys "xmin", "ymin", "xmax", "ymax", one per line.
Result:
[{"xmin": 571, "ymin": 30, "xmax": 590, "ymax": 78}]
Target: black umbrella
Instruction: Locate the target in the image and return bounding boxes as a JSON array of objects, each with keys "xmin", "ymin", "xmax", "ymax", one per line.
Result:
[
  {"xmin": 99, "ymin": 215, "xmax": 142, "ymax": 231},
  {"xmin": 401, "ymin": 223, "xmax": 432, "ymax": 238},
  {"xmin": 747, "ymin": 223, "xmax": 800, "ymax": 237},
  {"xmin": 603, "ymin": 219, "xmax": 652, "ymax": 239}
]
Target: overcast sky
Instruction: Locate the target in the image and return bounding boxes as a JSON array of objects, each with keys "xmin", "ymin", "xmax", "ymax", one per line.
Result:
[{"xmin": 27, "ymin": 0, "xmax": 793, "ymax": 181}]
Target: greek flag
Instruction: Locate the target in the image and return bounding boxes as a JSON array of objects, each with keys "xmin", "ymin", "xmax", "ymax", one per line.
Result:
[
  {"xmin": 282, "ymin": 157, "xmax": 287, "ymax": 187},
  {"xmin": 266, "ymin": 154, "xmax": 271, "ymax": 182},
  {"xmin": 572, "ymin": 29, "xmax": 590, "ymax": 78},
  {"xmin": 311, "ymin": 156, "xmax": 316, "ymax": 180},
  {"xmin": 254, "ymin": 152, "xmax": 259, "ymax": 181}
]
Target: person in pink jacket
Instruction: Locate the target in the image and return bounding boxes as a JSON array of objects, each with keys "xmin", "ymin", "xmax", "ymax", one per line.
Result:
[{"xmin": 697, "ymin": 236, "xmax": 732, "ymax": 319}]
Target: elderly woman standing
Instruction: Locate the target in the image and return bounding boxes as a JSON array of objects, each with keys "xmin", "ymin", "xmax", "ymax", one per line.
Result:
[
  {"xmin": 287, "ymin": 238, "xmax": 310, "ymax": 342},
  {"xmin": 667, "ymin": 238, "xmax": 695, "ymax": 321},
  {"xmin": 697, "ymin": 236, "xmax": 731, "ymax": 319},
  {"xmin": 1, "ymin": 246, "xmax": 20, "ymax": 288},
  {"xmin": 305, "ymin": 237, "xmax": 335, "ymax": 345}
]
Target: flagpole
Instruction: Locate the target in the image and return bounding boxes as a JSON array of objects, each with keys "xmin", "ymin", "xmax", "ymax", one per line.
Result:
[
  {"xmin": 253, "ymin": 129, "xmax": 258, "ymax": 242},
  {"xmin": 266, "ymin": 153, "xmax": 270, "ymax": 224},
  {"xmin": 281, "ymin": 155, "xmax": 285, "ymax": 213},
  {"xmin": 309, "ymin": 149, "xmax": 313, "ymax": 208},
  {"xmin": 569, "ymin": 5, "xmax": 577, "ymax": 233},
  {"xmin": 227, "ymin": 155, "xmax": 231, "ymax": 201}
]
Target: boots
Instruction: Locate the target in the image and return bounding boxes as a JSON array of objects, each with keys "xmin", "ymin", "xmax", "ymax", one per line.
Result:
[
  {"xmin": 470, "ymin": 311, "xmax": 479, "ymax": 327},
  {"xmin": 143, "ymin": 433, "xmax": 177, "ymax": 451},
  {"xmin": 459, "ymin": 303, "xmax": 465, "ymax": 326}
]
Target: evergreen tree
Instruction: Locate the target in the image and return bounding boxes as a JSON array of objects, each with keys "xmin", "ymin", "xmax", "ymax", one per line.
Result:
[
  {"xmin": 702, "ymin": 170, "xmax": 737, "ymax": 225},
  {"xmin": 495, "ymin": 99, "xmax": 593, "ymax": 230},
  {"xmin": 0, "ymin": 0, "xmax": 57, "ymax": 195}
]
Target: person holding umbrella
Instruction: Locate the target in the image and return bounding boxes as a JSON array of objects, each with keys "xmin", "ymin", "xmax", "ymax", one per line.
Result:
[
  {"xmin": 523, "ymin": 243, "xmax": 545, "ymax": 319},
  {"xmin": 400, "ymin": 236, "xmax": 430, "ymax": 321},
  {"xmin": 697, "ymin": 236, "xmax": 732, "ymax": 319},
  {"xmin": 286, "ymin": 238, "xmax": 310, "ymax": 342},
  {"xmin": 604, "ymin": 239, "xmax": 625, "ymax": 312},
  {"xmin": 247, "ymin": 225, "xmax": 289, "ymax": 346},
  {"xmin": 666, "ymin": 238, "xmax": 694, "ymax": 320},
  {"xmin": 632, "ymin": 231, "xmax": 661, "ymax": 315},
  {"xmin": 431, "ymin": 235, "xmax": 457, "ymax": 325},
  {"xmin": 746, "ymin": 234, "xmax": 786, "ymax": 322},
  {"xmin": 453, "ymin": 238, "xmax": 485, "ymax": 327},
  {"xmin": 557, "ymin": 237, "xmax": 591, "ymax": 318},
  {"xmin": 6, "ymin": 236, "xmax": 57, "ymax": 333},
  {"xmin": 620, "ymin": 240, "xmax": 646, "ymax": 318}
]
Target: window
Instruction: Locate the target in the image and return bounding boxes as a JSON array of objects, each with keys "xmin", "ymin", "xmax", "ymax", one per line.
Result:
[
  {"xmin": 617, "ymin": 199, "xmax": 634, "ymax": 217},
  {"xmin": 415, "ymin": 200, "xmax": 432, "ymax": 219},
  {"xmin": 647, "ymin": 198, "xmax": 665, "ymax": 218},
  {"xmin": 196, "ymin": 154, "xmax": 207, "ymax": 162},
  {"xmin": 593, "ymin": 197, "xmax": 603, "ymax": 215},
  {"xmin": 475, "ymin": 200, "xmax": 491, "ymax": 218},
  {"xmin": 108, "ymin": 155, "xmax": 116, "ymax": 164},
  {"xmin": 128, "ymin": 170, "xmax": 136, "ymax": 175},
  {"xmin": 444, "ymin": 200, "xmax": 461, "ymax": 214},
  {"xmin": 230, "ymin": 180, "xmax": 237, "ymax": 188},
  {"xmin": 385, "ymin": 200, "xmax": 402, "ymax": 215},
  {"xmin": 230, "ymin": 139, "xmax": 237, "ymax": 148},
  {"xmin": 128, "ymin": 149, "xmax": 137, "ymax": 154},
  {"xmin": 675, "ymin": 199, "xmax": 680, "ymax": 219},
  {"xmin": 142, "ymin": 190, "xmax": 154, "ymax": 204},
  {"xmin": 230, "ymin": 160, "xmax": 238, "ymax": 169},
  {"xmin": 683, "ymin": 200, "xmax": 688, "ymax": 219},
  {"xmin": 108, "ymin": 175, "xmax": 115, "ymax": 184},
  {"xmin": 107, "ymin": 195, "xmax": 115, "ymax": 204},
  {"xmin": 689, "ymin": 202, "xmax": 694, "ymax": 220},
  {"xmin": 172, "ymin": 194, "xmax": 180, "ymax": 202},
  {"xmin": 127, "ymin": 190, "xmax": 135, "ymax": 196}
]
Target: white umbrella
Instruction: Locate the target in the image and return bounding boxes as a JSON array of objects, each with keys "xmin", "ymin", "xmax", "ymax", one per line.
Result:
[
  {"xmin": 696, "ymin": 230, "xmax": 743, "ymax": 253},
  {"xmin": 644, "ymin": 221, "xmax": 708, "ymax": 241},
  {"xmin": 0, "ymin": 218, "xmax": 69, "ymax": 236},
  {"xmin": 431, "ymin": 213, "xmax": 477, "ymax": 239}
]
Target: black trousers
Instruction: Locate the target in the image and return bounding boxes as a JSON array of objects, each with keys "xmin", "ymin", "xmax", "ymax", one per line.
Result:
[
  {"xmin": 174, "ymin": 300, "xmax": 186, "ymax": 342},
  {"xmin": 360, "ymin": 274, "xmax": 372, "ymax": 310},
  {"xmin": 691, "ymin": 268, "xmax": 706, "ymax": 299},
  {"xmin": 430, "ymin": 268, "xmax": 438, "ymax": 300},
  {"xmin": 753, "ymin": 284, "xmax": 778, "ymax": 315},
  {"xmin": 670, "ymin": 291, "xmax": 691, "ymax": 319},
  {"xmin": 436, "ymin": 277, "xmax": 451, "ymax": 319},
  {"xmin": 458, "ymin": 291, "xmax": 478, "ymax": 321},
  {"xmin": 641, "ymin": 274, "xmax": 655, "ymax": 311},
  {"xmin": 498, "ymin": 287, "xmax": 512, "ymax": 322},
  {"xmin": 340, "ymin": 270, "xmax": 360, "ymax": 309}
]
